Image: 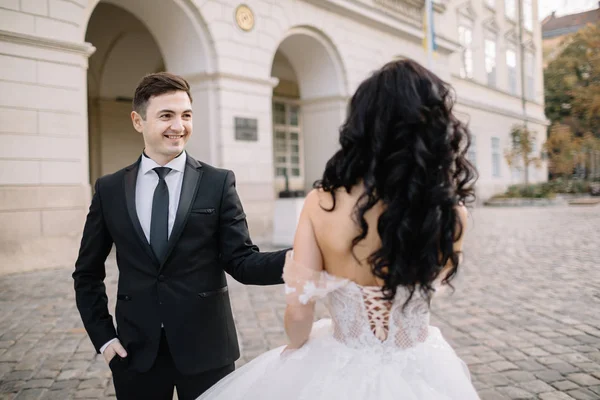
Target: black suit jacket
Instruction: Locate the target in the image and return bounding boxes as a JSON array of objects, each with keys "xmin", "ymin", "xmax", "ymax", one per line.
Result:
[{"xmin": 73, "ymin": 155, "xmax": 286, "ymax": 374}]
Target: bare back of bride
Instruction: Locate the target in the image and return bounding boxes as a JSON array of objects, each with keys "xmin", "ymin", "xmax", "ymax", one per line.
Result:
[{"xmin": 198, "ymin": 59, "xmax": 480, "ymax": 400}]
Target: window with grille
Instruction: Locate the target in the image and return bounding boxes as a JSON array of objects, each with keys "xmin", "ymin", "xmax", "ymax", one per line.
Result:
[
  {"xmin": 512, "ymin": 166, "xmax": 521, "ymax": 180},
  {"xmin": 485, "ymin": 34, "xmax": 497, "ymax": 87},
  {"xmin": 525, "ymin": 52, "xmax": 535, "ymax": 100},
  {"xmin": 458, "ymin": 24, "xmax": 473, "ymax": 79},
  {"xmin": 272, "ymin": 101, "xmax": 302, "ymax": 180},
  {"xmin": 467, "ymin": 135, "xmax": 477, "ymax": 167},
  {"xmin": 506, "ymin": 47, "xmax": 517, "ymax": 95},
  {"xmin": 492, "ymin": 137, "xmax": 501, "ymax": 177},
  {"xmin": 523, "ymin": 0, "xmax": 533, "ymax": 31},
  {"xmin": 505, "ymin": 0, "xmax": 516, "ymax": 19},
  {"xmin": 529, "ymin": 138, "xmax": 538, "ymax": 181}
]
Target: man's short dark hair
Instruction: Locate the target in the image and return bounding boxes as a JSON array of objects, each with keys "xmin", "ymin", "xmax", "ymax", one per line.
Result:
[{"xmin": 133, "ymin": 72, "xmax": 192, "ymax": 119}]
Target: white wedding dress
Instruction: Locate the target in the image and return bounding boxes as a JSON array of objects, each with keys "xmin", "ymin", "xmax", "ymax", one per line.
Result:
[{"xmin": 198, "ymin": 252, "xmax": 479, "ymax": 399}]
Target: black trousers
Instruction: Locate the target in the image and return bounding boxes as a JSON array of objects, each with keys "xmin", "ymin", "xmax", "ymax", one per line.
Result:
[{"xmin": 110, "ymin": 330, "xmax": 235, "ymax": 400}]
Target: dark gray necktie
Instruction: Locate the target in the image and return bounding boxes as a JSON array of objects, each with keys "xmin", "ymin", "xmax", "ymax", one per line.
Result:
[{"xmin": 150, "ymin": 167, "xmax": 171, "ymax": 262}]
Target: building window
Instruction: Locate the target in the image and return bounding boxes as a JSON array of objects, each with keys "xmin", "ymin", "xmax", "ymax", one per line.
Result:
[
  {"xmin": 485, "ymin": 34, "xmax": 497, "ymax": 87},
  {"xmin": 492, "ymin": 137, "xmax": 501, "ymax": 177},
  {"xmin": 272, "ymin": 101, "xmax": 302, "ymax": 179},
  {"xmin": 525, "ymin": 52, "xmax": 535, "ymax": 100},
  {"xmin": 467, "ymin": 135, "xmax": 477, "ymax": 167},
  {"xmin": 505, "ymin": 0, "xmax": 516, "ymax": 20},
  {"xmin": 506, "ymin": 46, "xmax": 517, "ymax": 95},
  {"xmin": 512, "ymin": 165, "xmax": 521, "ymax": 181},
  {"xmin": 523, "ymin": 0, "xmax": 533, "ymax": 31},
  {"xmin": 529, "ymin": 138, "xmax": 538, "ymax": 181},
  {"xmin": 458, "ymin": 23, "xmax": 473, "ymax": 79}
]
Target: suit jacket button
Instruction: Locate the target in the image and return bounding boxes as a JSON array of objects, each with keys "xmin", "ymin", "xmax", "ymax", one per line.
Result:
[{"xmin": 158, "ymin": 275, "xmax": 166, "ymax": 282}]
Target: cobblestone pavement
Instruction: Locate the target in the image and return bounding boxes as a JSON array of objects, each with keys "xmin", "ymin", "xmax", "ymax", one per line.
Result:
[{"xmin": 1, "ymin": 206, "xmax": 599, "ymax": 400}]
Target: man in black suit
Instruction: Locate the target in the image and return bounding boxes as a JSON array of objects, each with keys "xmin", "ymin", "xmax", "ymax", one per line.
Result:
[{"xmin": 73, "ymin": 72, "xmax": 286, "ymax": 399}]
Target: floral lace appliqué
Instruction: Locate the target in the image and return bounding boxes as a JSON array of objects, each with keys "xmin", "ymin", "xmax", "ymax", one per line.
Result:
[{"xmin": 282, "ymin": 251, "xmax": 348, "ymax": 306}]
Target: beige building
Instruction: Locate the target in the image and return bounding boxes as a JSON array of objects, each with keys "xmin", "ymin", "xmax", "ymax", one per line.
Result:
[
  {"xmin": 0, "ymin": 0, "xmax": 548, "ymax": 274},
  {"xmin": 541, "ymin": 3, "xmax": 600, "ymax": 66}
]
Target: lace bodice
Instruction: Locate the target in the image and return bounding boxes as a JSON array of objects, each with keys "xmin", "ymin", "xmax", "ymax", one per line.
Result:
[{"xmin": 283, "ymin": 252, "xmax": 432, "ymax": 350}]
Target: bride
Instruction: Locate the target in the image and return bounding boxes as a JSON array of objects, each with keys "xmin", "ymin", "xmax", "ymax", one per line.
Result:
[{"xmin": 198, "ymin": 59, "xmax": 479, "ymax": 399}]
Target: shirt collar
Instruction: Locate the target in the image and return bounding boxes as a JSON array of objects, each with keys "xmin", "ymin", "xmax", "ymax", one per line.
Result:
[{"xmin": 140, "ymin": 151, "xmax": 187, "ymax": 176}]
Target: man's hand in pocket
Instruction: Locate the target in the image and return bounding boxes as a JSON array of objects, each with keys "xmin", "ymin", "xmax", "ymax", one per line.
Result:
[{"xmin": 103, "ymin": 340, "xmax": 128, "ymax": 365}]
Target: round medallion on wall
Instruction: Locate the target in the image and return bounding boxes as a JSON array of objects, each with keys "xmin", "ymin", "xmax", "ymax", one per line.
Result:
[{"xmin": 235, "ymin": 4, "xmax": 255, "ymax": 31}]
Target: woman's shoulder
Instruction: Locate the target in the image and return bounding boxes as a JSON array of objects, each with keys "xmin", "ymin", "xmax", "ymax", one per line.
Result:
[
  {"xmin": 304, "ymin": 188, "xmax": 335, "ymax": 213},
  {"xmin": 455, "ymin": 203, "xmax": 469, "ymax": 225}
]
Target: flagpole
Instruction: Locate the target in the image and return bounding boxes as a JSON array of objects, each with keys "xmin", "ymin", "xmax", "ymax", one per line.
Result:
[{"xmin": 425, "ymin": 0, "xmax": 434, "ymax": 70}]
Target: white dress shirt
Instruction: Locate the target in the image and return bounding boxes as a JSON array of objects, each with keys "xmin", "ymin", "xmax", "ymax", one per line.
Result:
[
  {"xmin": 100, "ymin": 151, "xmax": 187, "ymax": 354},
  {"xmin": 135, "ymin": 151, "xmax": 187, "ymax": 242}
]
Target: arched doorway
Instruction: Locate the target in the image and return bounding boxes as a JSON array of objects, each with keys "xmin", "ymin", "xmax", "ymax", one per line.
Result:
[
  {"xmin": 86, "ymin": 3, "xmax": 163, "ymax": 183},
  {"xmin": 270, "ymin": 27, "xmax": 348, "ymax": 194},
  {"xmin": 84, "ymin": 0, "xmax": 216, "ymax": 184}
]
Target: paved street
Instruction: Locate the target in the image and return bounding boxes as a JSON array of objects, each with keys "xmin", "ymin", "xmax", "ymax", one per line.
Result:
[{"xmin": 1, "ymin": 206, "xmax": 599, "ymax": 400}]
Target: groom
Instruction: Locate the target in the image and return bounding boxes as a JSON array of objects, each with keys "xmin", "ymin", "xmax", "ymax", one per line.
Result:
[{"xmin": 73, "ymin": 72, "xmax": 286, "ymax": 399}]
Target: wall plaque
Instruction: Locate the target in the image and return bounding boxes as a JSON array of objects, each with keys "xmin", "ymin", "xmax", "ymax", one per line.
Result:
[
  {"xmin": 235, "ymin": 117, "xmax": 258, "ymax": 141},
  {"xmin": 235, "ymin": 5, "xmax": 255, "ymax": 31}
]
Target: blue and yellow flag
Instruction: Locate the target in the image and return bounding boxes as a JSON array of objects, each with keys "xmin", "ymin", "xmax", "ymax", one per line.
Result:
[{"xmin": 422, "ymin": 1, "xmax": 438, "ymax": 52}]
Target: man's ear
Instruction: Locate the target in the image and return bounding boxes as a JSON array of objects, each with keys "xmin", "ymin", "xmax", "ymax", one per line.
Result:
[{"xmin": 131, "ymin": 111, "xmax": 144, "ymax": 133}]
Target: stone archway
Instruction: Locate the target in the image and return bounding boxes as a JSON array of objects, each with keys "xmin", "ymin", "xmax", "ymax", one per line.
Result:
[
  {"xmin": 270, "ymin": 26, "xmax": 348, "ymax": 193},
  {"xmin": 82, "ymin": 0, "xmax": 215, "ymax": 74},
  {"xmin": 84, "ymin": 0, "xmax": 218, "ymax": 184}
]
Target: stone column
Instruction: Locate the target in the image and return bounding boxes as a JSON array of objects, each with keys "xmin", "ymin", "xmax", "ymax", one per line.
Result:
[
  {"xmin": 0, "ymin": 31, "xmax": 95, "ymax": 274},
  {"xmin": 301, "ymin": 96, "xmax": 347, "ymax": 191},
  {"xmin": 187, "ymin": 72, "xmax": 279, "ymax": 242}
]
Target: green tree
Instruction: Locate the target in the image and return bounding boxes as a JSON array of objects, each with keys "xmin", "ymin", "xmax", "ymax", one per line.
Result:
[
  {"xmin": 543, "ymin": 124, "xmax": 600, "ymax": 179},
  {"xmin": 576, "ymin": 132, "xmax": 600, "ymax": 179},
  {"xmin": 544, "ymin": 23, "xmax": 600, "ymax": 137},
  {"xmin": 505, "ymin": 125, "xmax": 543, "ymax": 188},
  {"xmin": 544, "ymin": 124, "xmax": 578, "ymax": 177}
]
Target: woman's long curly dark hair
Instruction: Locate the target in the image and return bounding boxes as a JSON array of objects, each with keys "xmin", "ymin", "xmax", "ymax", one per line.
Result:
[{"xmin": 314, "ymin": 59, "xmax": 477, "ymax": 305}]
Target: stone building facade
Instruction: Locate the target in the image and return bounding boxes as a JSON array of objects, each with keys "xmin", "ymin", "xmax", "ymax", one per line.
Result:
[{"xmin": 0, "ymin": 0, "xmax": 547, "ymax": 273}]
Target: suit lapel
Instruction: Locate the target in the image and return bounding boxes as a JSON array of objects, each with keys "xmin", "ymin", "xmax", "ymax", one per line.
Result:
[
  {"xmin": 160, "ymin": 156, "xmax": 203, "ymax": 271},
  {"xmin": 124, "ymin": 158, "xmax": 159, "ymax": 265}
]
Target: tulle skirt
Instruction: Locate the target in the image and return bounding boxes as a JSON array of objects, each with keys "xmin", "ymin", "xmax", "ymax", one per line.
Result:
[{"xmin": 198, "ymin": 319, "xmax": 480, "ymax": 399}]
